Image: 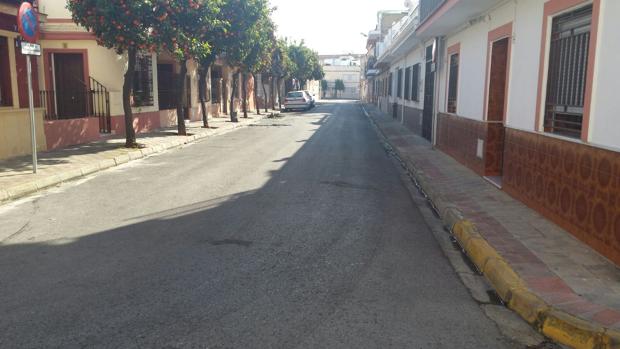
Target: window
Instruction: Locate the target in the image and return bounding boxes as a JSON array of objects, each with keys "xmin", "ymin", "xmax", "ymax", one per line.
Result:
[
  {"xmin": 447, "ymin": 53, "xmax": 459, "ymax": 113},
  {"xmin": 544, "ymin": 5, "xmax": 592, "ymax": 138},
  {"xmin": 411, "ymin": 64, "xmax": 420, "ymax": 101},
  {"xmin": 388, "ymin": 73, "xmax": 393, "ymax": 97},
  {"xmin": 0, "ymin": 36, "xmax": 12, "ymax": 107},
  {"xmin": 404, "ymin": 67, "xmax": 411, "ymax": 101},
  {"xmin": 397, "ymin": 68, "xmax": 403, "ymax": 98},
  {"xmin": 133, "ymin": 52, "xmax": 154, "ymax": 107}
]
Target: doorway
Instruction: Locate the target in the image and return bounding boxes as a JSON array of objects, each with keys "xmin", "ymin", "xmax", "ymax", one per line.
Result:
[
  {"xmin": 157, "ymin": 63, "xmax": 176, "ymax": 110},
  {"xmin": 484, "ymin": 37, "xmax": 510, "ymax": 186},
  {"xmin": 53, "ymin": 53, "xmax": 87, "ymax": 119},
  {"xmin": 422, "ymin": 45, "xmax": 435, "ymax": 141}
]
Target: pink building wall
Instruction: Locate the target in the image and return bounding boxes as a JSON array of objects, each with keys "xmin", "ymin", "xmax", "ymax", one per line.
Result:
[{"xmin": 44, "ymin": 117, "xmax": 101, "ymax": 150}]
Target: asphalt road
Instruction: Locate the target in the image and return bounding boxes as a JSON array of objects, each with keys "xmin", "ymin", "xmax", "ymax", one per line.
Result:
[{"xmin": 0, "ymin": 101, "xmax": 519, "ymax": 348}]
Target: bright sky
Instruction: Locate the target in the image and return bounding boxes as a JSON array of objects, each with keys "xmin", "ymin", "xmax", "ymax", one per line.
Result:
[{"xmin": 269, "ymin": 0, "xmax": 408, "ymax": 55}]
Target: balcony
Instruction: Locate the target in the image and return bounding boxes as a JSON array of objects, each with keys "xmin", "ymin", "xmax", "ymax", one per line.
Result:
[{"xmin": 420, "ymin": 0, "xmax": 446, "ymax": 23}]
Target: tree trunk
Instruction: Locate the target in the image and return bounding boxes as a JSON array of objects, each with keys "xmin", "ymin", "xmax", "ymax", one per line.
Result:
[
  {"xmin": 176, "ymin": 58, "xmax": 188, "ymax": 135},
  {"xmin": 271, "ymin": 76, "xmax": 276, "ymax": 110},
  {"xmin": 262, "ymin": 75, "xmax": 268, "ymax": 113},
  {"xmin": 277, "ymin": 78, "xmax": 282, "ymax": 110},
  {"xmin": 198, "ymin": 65, "xmax": 210, "ymax": 128},
  {"xmin": 252, "ymin": 73, "xmax": 260, "ymax": 115},
  {"xmin": 241, "ymin": 72, "xmax": 248, "ymax": 118},
  {"xmin": 229, "ymin": 72, "xmax": 238, "ymax": 122},
  {"xmin": 122, "ymin": 47, "xmax": 138, "ymax": 147}
]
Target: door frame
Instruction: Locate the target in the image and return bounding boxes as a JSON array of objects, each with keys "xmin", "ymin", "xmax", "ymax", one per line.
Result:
[
  {"xmin": 43, "ymin": 49, "xmax": 90, "ymax": 93},
  {"xmin": 483, "ymin": 22, "xmax": 513, "ymax": 122},
  {"xmin": 43, "ymin": 49, "xmax": 90, "ymax": 117}
]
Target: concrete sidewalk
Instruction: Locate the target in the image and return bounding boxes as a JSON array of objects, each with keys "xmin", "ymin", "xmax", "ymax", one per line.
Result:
[
  {"xmin": 0, "ymin": 112, "xmax": 273, "ymax": 203},
  {"xmin": 362, "ymin": 103, "xmax": 620, "ymax": 348}
]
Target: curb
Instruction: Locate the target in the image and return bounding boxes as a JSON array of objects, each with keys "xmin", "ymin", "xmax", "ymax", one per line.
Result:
[
  {"xmin": 0, "ymin": 115, "xmax": 269, "ymax": 205},
  {"xmin": 360, "ymin": 104, "xmax": 617, "ymax": 349}
]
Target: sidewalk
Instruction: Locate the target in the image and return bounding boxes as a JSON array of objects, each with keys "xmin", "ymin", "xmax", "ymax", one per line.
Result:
[
  {"xmin": 0, "ymin": 112, "xmax": 273, "ymax": 203},
  {"xmin": 362, "ymin": 103, "xmax": 620, "ymax": 348}
]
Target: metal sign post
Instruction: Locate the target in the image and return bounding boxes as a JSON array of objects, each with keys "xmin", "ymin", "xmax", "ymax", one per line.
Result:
[
  {"xmin": 18, "ymin": 2, "xmax": 41, "ymax": 174},
  {"xmin": 26, "ymin": 53, "xmax": 37, "ymax": 173}
]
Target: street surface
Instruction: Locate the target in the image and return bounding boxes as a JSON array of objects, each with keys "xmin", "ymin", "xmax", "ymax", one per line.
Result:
[{"xmin": 1, "ymin": 101, "xmax": 521, "ymax": 348}]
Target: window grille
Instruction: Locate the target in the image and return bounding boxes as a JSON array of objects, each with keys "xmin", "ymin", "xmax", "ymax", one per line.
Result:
[
  {"xmin": 133, "ymin": 53, "xmax": 154, "ymax": 107},
  {"xmin": 447, "ymin": 53, "xmax": 459, "ymax": 113},
  {"xmin": 544, "ymin": 5, "xmax": 592, "ymax": 138},
  {"xmin": 411, "ymin": 64, "xmax": 420, "ymax": 101},
  {"xmin": 397, "ymin": 68, "xmax": 403, "ymax": 98},
  {"xmin": 404, "ymin": 67, "xmax": 411, "ymax": 100}
]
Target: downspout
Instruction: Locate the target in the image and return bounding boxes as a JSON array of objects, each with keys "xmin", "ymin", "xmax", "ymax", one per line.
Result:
[{"xmin": 431, "ymin": 36, "xmax": 445, "ymax": 147}]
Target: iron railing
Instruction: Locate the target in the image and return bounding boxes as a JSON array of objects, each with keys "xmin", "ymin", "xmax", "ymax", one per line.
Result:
[{"xmin": 40, "ymin": 76, "xmax": 111, "ymax": 133}]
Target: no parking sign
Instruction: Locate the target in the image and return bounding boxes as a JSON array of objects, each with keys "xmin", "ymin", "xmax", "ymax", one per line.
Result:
[
  {"xmin": 17, "ymin": 2, "xmax": 40, "ymax": 43},
  {"xmin": 17, "ymin": 1, "xmax": 41, "ymax": 173}
]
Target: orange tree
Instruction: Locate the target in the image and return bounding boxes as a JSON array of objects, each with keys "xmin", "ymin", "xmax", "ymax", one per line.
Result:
[
  {"xmin": 67, "ymin": 0, "xmax": 160, "ymax": 147},
  {"xmin": 154, "ymin": 0, "xmax": 223, "ymax": 135},
  {"xmin": 218, "ymin": 0, "xmax": 271, "ymax": 121},
  {"xmin": 244, "ymin": 8, "xmax": 276, "ymax": 116}
]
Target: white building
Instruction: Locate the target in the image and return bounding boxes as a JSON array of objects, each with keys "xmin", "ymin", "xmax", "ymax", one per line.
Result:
[
  {"xmin": 319, "ymin": 54, "xmax": 363, "ymax": 100},
  {"xmin": 366, "ymin": 0, "xmax": 620, "ymax": 267}
]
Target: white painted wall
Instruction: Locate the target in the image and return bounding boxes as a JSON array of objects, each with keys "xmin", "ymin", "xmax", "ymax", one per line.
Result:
[
  {"xmin": 505, "ymin": 0, "xmax": 544, "ymax": 131},
  {"xmin": 440, "ymin": 2, "xmax": 516, "ymax": 121},
  {"xmin": 588, "ymin": 0, "xmax": 620, "ymax": 149}
]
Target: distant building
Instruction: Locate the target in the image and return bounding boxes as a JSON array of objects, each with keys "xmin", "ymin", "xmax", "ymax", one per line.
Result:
[{"xmin": 319, "ymin": 54, "xmax": 363, "ymax": 100}]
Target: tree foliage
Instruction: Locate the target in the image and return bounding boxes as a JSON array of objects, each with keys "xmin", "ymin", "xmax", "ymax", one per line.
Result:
[{"xmin": 286, "ymin": 41, "xmax": 324, "ymax": 89}]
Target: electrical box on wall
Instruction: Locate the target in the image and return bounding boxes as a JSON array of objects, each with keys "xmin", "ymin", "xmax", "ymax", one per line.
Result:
[{"xmin": 477, "ymin": 139, "xmax": 484, "ymax": 159}]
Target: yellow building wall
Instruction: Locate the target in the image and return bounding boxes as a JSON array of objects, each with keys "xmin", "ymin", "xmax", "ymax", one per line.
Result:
[{"xmin": 0, "ymin": 108, "xmax": 47, "ymax": 159}]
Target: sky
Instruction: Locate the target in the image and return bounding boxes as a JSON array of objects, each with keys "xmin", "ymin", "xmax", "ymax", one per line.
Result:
[{"xmin": 269, "ymin": 0, "xmax": 409, "ymax": 55}]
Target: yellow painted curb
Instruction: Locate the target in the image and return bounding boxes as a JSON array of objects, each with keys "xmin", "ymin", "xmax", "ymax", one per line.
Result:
[
  {"xmin": 508, "ymin": 287, "xmax": 549, "ymax": 326},
  {"xmin": 542, "ymin": 309, "xmax": 604, "ymax": 349},
  {"xmin": 483, "ymin": 257, "xmax": 524, "ymax": 302},
  {"xmin": 451, "ymin": 218, "xmax": 610, "ymax": 349}
]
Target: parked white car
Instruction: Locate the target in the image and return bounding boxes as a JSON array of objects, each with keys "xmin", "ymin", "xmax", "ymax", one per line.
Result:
[{"xmin": 283, "ymin": 91, "xmax": 313, "ymax": 111}]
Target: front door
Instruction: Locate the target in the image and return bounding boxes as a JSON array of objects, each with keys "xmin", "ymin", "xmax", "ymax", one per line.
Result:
[
  {"xmin": 54, "ymin": 53, "xmax": 87, "ymax": 119},
  {"xmin": 157, "ymin": 64, "xmax": 176, "ymax": 110},
  {"xmin": 485, "ymin": 37, "xmax": 509, "ymax": 180},
  {"xmin": 422, "ymin": 45, "xmax": 435, "ymax": 141}
]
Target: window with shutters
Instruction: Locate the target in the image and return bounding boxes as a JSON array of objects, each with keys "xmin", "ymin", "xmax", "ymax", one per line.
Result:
[
  {"xmin": 133, "ymin": 52, "xmax": 154, "ymax": 107},
  {"xmin": 388, "ymin": 73, "xmax": 393, "ymax": 97},
  {"xmin": 544, "ymin": 5, "xmax": 592, "ymax": 138},
  {"xmin": 411, "ymin": 64, "xmax": 420, "ymax": 101},
  {"xmin": 447, "ymin": 53, "xmax": 459, "ymax": 113},
  {"xmin": 404, "ymin": 67, "xmax": 411, "ymax": 101}
]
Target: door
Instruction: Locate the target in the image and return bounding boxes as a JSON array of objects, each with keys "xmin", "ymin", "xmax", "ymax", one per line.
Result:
[
  {"xmin": 157, "ymin": 64, "xmax": 176, "ymax": 110},
  {"xmin": 184, "ymin": 75, "xmax": 191, "ymax": 120},
  {"xmin": 487, "ymin": 38, "xmax": 509, "ymax": 122},
  {"xmin": 485, "ymin": 37, "xmax": 510, "ymax": 180},
  {"xmin": 422, "ymin": 45, "xmax": 435, "ymax": 141},
  {"xmin": 54, "ymin": 53, "xmax": 87, "ymax": 119}
]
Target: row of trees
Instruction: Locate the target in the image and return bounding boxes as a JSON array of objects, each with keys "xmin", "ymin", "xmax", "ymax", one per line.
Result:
[{"xmin": 67, "ymin": 0, "xmax": 324, "ymax": 148}]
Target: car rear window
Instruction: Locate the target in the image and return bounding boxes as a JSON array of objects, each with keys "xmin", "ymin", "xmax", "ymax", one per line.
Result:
[{"xmin": 287, "ymin": 92, "xmax": 303, "ymax": 98}]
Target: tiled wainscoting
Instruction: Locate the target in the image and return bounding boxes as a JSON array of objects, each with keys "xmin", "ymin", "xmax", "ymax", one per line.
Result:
[{"xmin": 503, "ymin": 128, "xmax": 620, "ymax": 264}]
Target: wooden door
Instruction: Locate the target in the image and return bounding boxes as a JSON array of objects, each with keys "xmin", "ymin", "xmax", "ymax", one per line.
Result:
[
  {"xmin": 54, "ymin": 53, "xmax": 86, "ymax": 119},
  {"xmin": 487, "ymin": 38, "xmax": 509, "ymax": 122}
]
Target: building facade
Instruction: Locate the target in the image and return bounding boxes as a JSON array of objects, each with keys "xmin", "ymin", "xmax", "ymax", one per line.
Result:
[
  {"xmin": 319, "ymin": 54, "xmax": 362, "ymax": 100},
  {"xmin": 0, "ymin": 0, "xmax": 265, "ymax": 159},
  {"xmin": 366, "ymin": 0, "xmax": 620, "ymax": 265}
]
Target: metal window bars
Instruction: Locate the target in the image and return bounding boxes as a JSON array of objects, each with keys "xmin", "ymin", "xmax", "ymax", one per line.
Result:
[{"xmin": 544, "ymin": 5, "xmax": 592, "ymax": 138}]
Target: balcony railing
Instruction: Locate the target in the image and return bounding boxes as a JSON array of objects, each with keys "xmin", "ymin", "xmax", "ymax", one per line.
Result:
[
  {"xmin": 40, "ymin": 77, "xmax": 111, "ymax": 133},
  {"xmin": 420, "ymin": 0, "xmax": 446, "ymax": 23}
]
